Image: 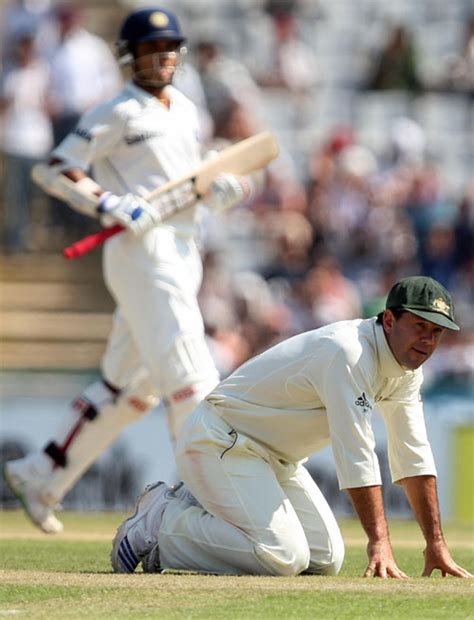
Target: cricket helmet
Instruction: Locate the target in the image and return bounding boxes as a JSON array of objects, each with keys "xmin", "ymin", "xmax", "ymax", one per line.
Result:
[{"xmin": 117, "ymin": 7, "xmax": 186, "ymax": 61}]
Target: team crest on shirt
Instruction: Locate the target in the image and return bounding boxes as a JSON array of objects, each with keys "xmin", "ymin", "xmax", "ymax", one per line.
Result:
[{"xmin": 355, "ymin": 392, "xmax": 373, "ymax": 412}]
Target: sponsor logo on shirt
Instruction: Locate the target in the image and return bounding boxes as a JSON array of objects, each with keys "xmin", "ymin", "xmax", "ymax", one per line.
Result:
[
  {"xmin": 355, "ymin": 392, "xmax": 373, "ymax": 412},
  {"xmin": 72, "ymin": 127, "xmax": 93, "ymax": 142},
  {"xmin": 125, "ymin": 131, "xmax": 164, "ymax": 145}
]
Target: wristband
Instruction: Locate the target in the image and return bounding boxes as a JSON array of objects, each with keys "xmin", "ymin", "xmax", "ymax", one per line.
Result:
[{"xmin": 97, "ymin": 192, "xmax": 120, "ymax": 214}]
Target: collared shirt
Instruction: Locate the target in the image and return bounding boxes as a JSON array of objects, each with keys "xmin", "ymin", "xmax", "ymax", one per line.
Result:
[
  {"xmin": 53, "ymin": 81, "xmax": 202, "ymax": 236},
  {"xmin": 207, "ymin": 318, "xmax": 436, "ymax": 489}
]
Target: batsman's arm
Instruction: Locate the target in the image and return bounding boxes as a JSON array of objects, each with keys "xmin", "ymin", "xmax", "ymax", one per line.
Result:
[
  {"xmin": 32, "ymin": 161, "xmax": 125, "ymax": 258},
  {"xmin": 347, "ymin": 485, "xmax": 408, "ymax": 579},
  {"xmin": 53, "ymin": 131, "xmax": 279, "ymax": 258},
  {"xmin": 399, "ymin": 475, "xmax": 472, "ymax": 578},
  {"xmin": 32, "ymin": 159, "xmax": 196, "ymax": 240},
  {"xmin": 61, "ymin": 173, "xmax": 249, "ymax": 259},
  {"xmin": 33, "ymin": 158, "xmax": 105, "ymax": 211}
]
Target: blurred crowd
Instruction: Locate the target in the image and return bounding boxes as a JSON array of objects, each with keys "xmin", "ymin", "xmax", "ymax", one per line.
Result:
[
  {"xmin": 0, "ymin": 0, "xmax": 122, "ymax": 251},
  {"xmin": 0, "ymin": 0, "xmax": 473, "ymax": 388}
]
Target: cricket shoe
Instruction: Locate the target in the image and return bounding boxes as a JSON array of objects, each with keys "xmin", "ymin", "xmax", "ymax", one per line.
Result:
[
  {"xmin": 171, "ymin": 481, "xmax": 201, "ymax": 506},
  {"xmin": 111, "ymin": 481, "xmax": 175, "ymax": 574},
  {"xmin": 141, "ymin": 541, "xmax": 162, "ymax": 573},
  {"xmin": 141, "ymin": 482, "xmax": 195, "ymax": 573},
  {"xmin": 4, "ymin": 458, "xmax": 63, "ymax": 534}
]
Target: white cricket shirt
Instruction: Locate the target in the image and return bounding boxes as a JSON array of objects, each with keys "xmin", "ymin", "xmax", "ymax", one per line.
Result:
[
  {"xmin": 47, "ymin": 28, "xmax": 121, "ymax": 115},
  {"xmin": 53, "ymin": 81, "xmax": 202, "ymax": 236},
  {"xmin": 207, "ymin": 318, "xmax": 437, "ymax": 489},
  {"xmin": 0, "ymin": 59, "xmax": 52, "ymax": 158}
]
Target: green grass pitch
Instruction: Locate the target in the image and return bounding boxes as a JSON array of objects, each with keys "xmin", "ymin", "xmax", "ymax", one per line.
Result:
[{"xmin": 0, "ymin": 510, "xmax": 472, "ymax": 619}]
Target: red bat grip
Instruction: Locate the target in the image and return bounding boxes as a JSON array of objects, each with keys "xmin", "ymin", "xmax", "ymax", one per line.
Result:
[{"xmin": 62, "ymin": 224, "xmax": 124, "ymax": 259}]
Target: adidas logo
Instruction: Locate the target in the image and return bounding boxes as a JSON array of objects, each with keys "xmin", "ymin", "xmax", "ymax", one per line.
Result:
[
  {"xmin": 118, "ymin": 535, "xmax": 139, "ymax": 573},
  {"xmin": 355, "ymin": 392, "xmax": 372, "ymax": 412}
]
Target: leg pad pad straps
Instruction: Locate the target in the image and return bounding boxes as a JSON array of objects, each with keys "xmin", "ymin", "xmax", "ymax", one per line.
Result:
[
  {"xmin": 44, "ymin": 441, "xmax": 67, "ymax": 468},
  {"xmin": 48, "ymin": 400, "xmax": 100, "ymax": 468},
  {"xmin": 72, "ymin": 398, "xmax": 99, "ymax": 420},
  {"xmin": 39, "ymin": 378, "xmax": 158, "ymax": 505}
]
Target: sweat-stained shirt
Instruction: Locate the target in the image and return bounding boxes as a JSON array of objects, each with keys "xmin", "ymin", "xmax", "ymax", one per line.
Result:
[{"xmin": 206, "ymin": 318, "xmax": 437, "ymax": 489}]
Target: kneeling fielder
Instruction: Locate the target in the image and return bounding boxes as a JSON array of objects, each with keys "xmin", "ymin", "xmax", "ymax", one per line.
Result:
[{"xmin": 112, "ymin": 277, "xmax": 472, "ymax": 579}]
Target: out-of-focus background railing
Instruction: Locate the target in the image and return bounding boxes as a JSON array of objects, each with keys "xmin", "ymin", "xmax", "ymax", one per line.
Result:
[{"xmin": 0, "ymin": 0, "xmax": 472, "ymax": 519}]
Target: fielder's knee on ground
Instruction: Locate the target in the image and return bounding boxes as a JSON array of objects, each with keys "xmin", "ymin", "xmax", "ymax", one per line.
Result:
[
  {"xmin": 158, "ymin": 499, "xmax": 310, "ymax": 576},
  {"xmin": 307, "ymin": 532, "xmax": 345, "ymax": 576},
  {"xmin": 254, "ymin": 533, "xmax": 310, "ymax": 576}
]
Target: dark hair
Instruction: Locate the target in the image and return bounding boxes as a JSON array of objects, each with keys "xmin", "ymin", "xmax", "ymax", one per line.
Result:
[{"xmin": 376, "ymin": 308, "xmax": 406, "ymax": 324}]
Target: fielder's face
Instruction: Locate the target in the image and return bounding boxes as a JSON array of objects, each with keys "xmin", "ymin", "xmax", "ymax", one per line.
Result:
[
  {"xmin": 383, "ymin": 310, "xmax": 445, "ymax": 370},
  {"xmin": 133, "ymin": 40, "xmax": 184, "ymax": 88}
]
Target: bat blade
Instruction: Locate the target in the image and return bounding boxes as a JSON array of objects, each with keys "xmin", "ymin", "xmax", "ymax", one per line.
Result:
[
  {"xmin": 193, "ymin": 131, "xmax": 279, "ymax": 195},
  {"xmin": 146, "ymin": 131, "xmax": 279, "ymax": 201}
]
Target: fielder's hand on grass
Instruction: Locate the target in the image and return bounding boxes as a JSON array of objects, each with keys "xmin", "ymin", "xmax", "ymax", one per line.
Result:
[
  {"xmin": 364, "ymin": 538, "xmax": 409, "ymax": 579},
  {"xmin": 422, "ymin": 540, "xmax": 473, "ymax": 578}
]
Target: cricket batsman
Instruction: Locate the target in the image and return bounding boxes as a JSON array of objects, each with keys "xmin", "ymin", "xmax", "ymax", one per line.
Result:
[
  {"xmin": 111, "ymin": 276, "xmax": 472, "ymax": 579},
  {"xmin": 5, "ymin": 6, "xmax": 252, "ymax": 534}
]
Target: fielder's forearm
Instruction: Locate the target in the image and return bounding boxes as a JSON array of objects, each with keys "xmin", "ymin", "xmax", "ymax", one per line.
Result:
[
  {"xmin": 399, "ymin": 475, "xmax": 444, "ymax": 543},
  {"xmin": 346, "ymin": 485, "xmax": 391, "ymax": 542}
]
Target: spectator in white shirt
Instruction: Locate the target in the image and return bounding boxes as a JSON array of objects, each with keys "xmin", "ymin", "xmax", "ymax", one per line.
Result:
[
  {"xmin": 0, "ymin": 29, "xmax": 52, "ymax": 252},
  {"xmin": 46, "ymin": 3, "xmax": 122, "ymax": 235},
  {"xmin": 47, "ymin": 4, "xmax": 121, "ymax": 141}
]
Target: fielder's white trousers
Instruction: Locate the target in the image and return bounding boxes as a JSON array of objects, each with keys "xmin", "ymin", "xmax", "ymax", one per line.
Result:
[{"xmin": 158, "ymin": 402, "xmax": 345, "ymax": 576}]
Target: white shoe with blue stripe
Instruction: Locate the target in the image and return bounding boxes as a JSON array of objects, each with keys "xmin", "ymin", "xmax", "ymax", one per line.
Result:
[{"xmin": 111, "ymin": 481, "xmax": 174, "ymax": 573}]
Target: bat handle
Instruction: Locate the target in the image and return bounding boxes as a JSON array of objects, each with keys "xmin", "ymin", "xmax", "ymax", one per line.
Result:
[{"xmin": 63, "ymin": 224, "xmax": 124, "ymax": 259}]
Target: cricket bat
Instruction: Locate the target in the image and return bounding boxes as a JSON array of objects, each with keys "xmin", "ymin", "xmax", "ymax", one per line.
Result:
[{"xmin": 62, "ymin": 131, "xmax": 279, "ymax": 259}]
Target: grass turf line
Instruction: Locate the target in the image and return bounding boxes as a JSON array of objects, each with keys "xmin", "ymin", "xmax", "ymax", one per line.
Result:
[{"xmin": 0, "ymin": 511, "xmax": 473, "ymax": 619}]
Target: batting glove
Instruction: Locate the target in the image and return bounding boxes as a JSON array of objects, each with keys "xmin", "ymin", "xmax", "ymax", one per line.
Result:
[
  {"xmin": 208, "ymin": 174, "xmax": 253, "ymax": 213},
  {"xmin": 97, "ymin": 192, "xmax": 160, "ymax": 234}
]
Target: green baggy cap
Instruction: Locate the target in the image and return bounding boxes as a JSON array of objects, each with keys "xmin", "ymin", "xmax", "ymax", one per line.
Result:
[{"xmin": 386, "ymin": 276, "xmax": 460, "ymax": 331}]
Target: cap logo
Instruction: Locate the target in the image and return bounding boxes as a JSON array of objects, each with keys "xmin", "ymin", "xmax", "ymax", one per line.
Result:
[
  {"xmin": 150, "ymin": 11, "xmax": 169, "ymax": 28},
  {"xmin": 432, "ymin": 297, "xmax": 450, "ymax": 315}
]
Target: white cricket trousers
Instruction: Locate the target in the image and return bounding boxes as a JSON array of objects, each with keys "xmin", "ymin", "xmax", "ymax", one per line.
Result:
[
  {"xmin": 158, "ymin": 402, "xmax": 345, "ymax": 576},
  {"xmin": 102, "ymin": 228, "xmax": 218, "ymax": 394}
]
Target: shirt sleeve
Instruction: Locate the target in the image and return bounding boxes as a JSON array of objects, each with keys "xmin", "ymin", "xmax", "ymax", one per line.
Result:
[
  {"xmin": 52, "ymin": 104, "xmax": 124, "ymax": 172},
  {"xmin": 378, "ymin": 372, "xmax": 437, "ymax": 484},
  {"xmin": 319, "ymin": 347, "xmax": 381, "ymax": 490}
]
